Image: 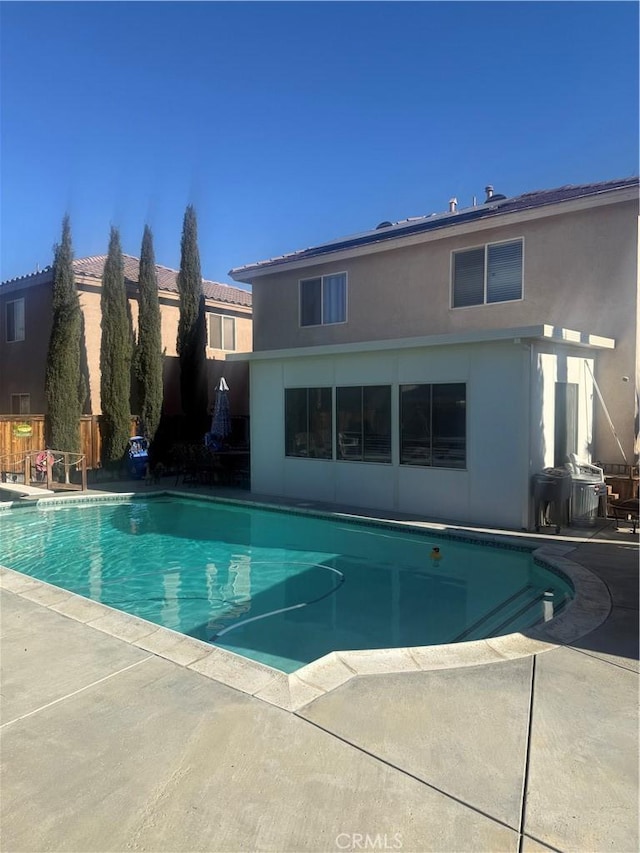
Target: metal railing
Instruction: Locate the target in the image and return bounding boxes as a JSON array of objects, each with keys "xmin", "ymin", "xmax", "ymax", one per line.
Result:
[{"xmin": 0, "ymin": 450, "xmax": 87, "ymax": 492}]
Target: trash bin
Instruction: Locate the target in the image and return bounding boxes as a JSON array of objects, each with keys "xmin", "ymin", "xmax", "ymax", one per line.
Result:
[
  {"xmin": 567, "ymin": 456, "xmax": 607, "ymax": 528},
  {"xmin": 570, "ymin": 478, "xmax": 607, "ymax": 527},
  {"xmin": 126, "ymin": 436, "xmax": 149, "ymax": 480},
  {"xmin": 532, "ymin": 468, "xmax": 573, "ymax": 533}
]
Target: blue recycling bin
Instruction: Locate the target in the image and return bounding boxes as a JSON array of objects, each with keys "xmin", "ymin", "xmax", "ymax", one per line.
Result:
[{"xmin": 126, "ymin": 436, "xmax": 149, "ymax": 479}]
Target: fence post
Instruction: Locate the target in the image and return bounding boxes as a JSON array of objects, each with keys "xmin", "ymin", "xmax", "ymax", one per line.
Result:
[{"xmin": 81, "ymin": 456, "xmax": 87, "ymax": 491}]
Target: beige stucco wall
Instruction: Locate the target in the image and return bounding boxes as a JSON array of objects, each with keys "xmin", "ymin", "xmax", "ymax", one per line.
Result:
[
  {"xmin": 0, "ymin": 281, "xmax": 52, "ymax": 413},
  {"xmin": 0, "ymin": 274, "xmax": 252, "ymax": 417},
  {"xmin": 157, "ymin": 299, "xmax": 252, "ymax": 361},
  {"xmin": 77, "ymin": 286, "xmax": 102, "ymax": 415},
  {"xmin": 252, "ymin": 201, "xmax": 637, "ymax": 349},
  {"xmin": 80, "ymin": 288, "xmax": 252, "ymax": 414},
  {"xmin": 250, "ymin": 199, "xmax": 638, "ymax": 464}
]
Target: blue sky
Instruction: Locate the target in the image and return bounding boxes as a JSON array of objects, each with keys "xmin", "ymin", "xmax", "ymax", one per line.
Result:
[{"xmin": 1, "ymin": 1, "xmax": 637, "ymax": 287}]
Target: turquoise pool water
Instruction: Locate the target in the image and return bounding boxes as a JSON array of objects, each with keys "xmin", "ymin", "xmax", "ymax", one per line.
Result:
[{"xmin": 0, "ymin": 497, "xmax": 573, "ymax": 672}]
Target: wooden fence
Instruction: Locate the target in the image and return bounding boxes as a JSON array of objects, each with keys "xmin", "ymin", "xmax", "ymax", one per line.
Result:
[{"xmin": 0, "ymin": 416, "xmax": 138, "ymax": 470}]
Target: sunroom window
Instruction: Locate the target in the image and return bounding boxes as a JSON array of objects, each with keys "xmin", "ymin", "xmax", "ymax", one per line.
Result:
[
  {"xmin": 285, "ymin": 387, "xmax": 332, "ymax": 458},
  {"xmin": 400, "ymin": 383, "xmax": 466, "ymax": 469},
  {"xmin": 336, "ymin": 385, "xmax": 391, "ymax": 463}
]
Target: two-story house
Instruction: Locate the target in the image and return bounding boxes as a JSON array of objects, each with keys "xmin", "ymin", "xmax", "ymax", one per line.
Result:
[
  {"xmin": 229, "ymin": 177, "xmax": 638, "ymax": 530},
  {"xmin": 1, "ymin": 254, "xmax": 252, "ymax": 420}
]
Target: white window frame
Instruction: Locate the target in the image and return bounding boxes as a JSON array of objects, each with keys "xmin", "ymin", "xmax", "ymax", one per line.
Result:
[
  {"xmin": 208, "ymin": 313, "xmax": 236, "ymax": 351},
  {"xmin": 450, "ymin": 238, "xmax": 524, "ymax": 309},
  {"xmin": 11, "ymin": 393, "xmax": 30, "ymax": 415},
  {"xmin": 6, "ymin": 298, "xmax": 25, "ymax": 342},
  {"xmin": 299, "ymin": 271, "xmax": 348, "ymax": 327}
]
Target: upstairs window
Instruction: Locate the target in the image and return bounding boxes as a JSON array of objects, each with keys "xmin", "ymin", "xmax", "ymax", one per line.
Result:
[
  {"xmin": 452, "ymin": 239, "xmax": 523, "ymax": 308},
  {"xmin": 300, "ymin": 273, "xmax": 347, "ymax": 326},
  {"xmin": 6, "ymin": 298, "xmax": 25, "ymax": 342},
  {"xmin": 208, "ymin": 314, "xmax": 236, "ymax": 351}
]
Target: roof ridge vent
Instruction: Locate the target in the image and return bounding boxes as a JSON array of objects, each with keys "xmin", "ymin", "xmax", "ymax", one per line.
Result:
[{"xmin": 484, "ymin": 185, "xmax": 507, "ymax": 203}]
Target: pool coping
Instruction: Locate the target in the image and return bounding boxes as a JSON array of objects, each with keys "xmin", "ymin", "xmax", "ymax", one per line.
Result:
[{"xmin": 0, "ymin": 491, "xmax": 613, "ymax": 712}]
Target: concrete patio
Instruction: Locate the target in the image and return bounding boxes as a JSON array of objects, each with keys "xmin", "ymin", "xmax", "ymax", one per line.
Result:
[{"xmin": 1, "ymin": 484, "xmax": 638, "ymax": 852}]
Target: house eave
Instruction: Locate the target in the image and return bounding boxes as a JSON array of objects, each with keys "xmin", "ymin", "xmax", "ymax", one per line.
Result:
[{"xmin": 226, "ymin": 325, "xmax": 615, "ymax": 363}]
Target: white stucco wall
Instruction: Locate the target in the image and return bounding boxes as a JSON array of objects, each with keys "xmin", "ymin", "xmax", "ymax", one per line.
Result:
[
  {"xmin": 250, "ymin": 340, "xmax": 534, "ymax": 529},
  {"xmin": 533, "ymin": 348, "xmax": 595, "ymax": 472},
  {"xmin": 248, "ymin": 337, "xmax": 602, "ymax": 530}
]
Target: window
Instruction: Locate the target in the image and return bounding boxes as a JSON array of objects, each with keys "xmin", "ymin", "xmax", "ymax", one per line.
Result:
[
  {"xmin": 336, "ymin": 385, "xmax": 391, "ymax": 463},
  {"xmin": 300, "ymin": 273, "xmax": 347, "ymax": 326},
  {"xmin": 452, "ymin": 239, "xmax": 523, "ymax": 307},
  {"xmin": 208, "ymin": 314, "xmax": 236, "ymax": 351},
  {"xmin": 400, "ymin": 383, "xmax": 466, "ymax": 468},
  {"xmin": 6, "ymin": 298, "xmax": 25, "ymax": 342},
  {"xmin": 11, "ymin": 393, "xmax": 30, "ymax": 415},
  {"xmin": 285, "ymin": 388, "xmax": 332, "ymax": 458}
]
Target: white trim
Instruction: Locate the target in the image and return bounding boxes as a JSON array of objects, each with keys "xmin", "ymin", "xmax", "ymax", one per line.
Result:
[
  {"xmin": 231, "ymin": 187, "xmax": 637, "ymax": 282},
  {"xmin": 227, "ymin": 325, "xmax": 615, "ymax": 363}
]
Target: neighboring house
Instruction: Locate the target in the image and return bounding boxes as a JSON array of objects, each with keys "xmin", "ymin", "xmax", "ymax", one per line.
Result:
[
  {"xmin": 229, "ymin": 177, "xmax": 639, "ymax": 530},
  {"xmin": 0, "ymin": 254, "xmax": 252, "ymax": 418}
]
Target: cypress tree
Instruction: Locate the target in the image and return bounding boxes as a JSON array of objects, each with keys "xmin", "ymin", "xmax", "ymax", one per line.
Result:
[
  {"xmin": 44, "ymin": 215, "xmax": 83, "ymax": 453},
  {"xmin": 100, "ymin": 227, "xmax": 132, "ymax": 465},
  {"xmin": 136, "ymin": 225, "xmax": 164, "ymax": 442},
  {"xmin": 176, "ymin": 205, "xmax": 208, "ymax": 422}
]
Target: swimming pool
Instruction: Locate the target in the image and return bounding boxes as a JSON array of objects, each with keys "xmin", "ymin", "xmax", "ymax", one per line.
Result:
[{"xmin": 0, "ymin": 496, "xmax": 573, "ymax": 673}]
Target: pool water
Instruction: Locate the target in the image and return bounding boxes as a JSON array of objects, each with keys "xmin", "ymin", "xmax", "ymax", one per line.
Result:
[{"xmin": 0, "ymin": 497, "xmax": 572, "ymax": 673}]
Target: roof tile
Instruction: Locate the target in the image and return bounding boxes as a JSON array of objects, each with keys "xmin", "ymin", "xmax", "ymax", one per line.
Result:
[{"xmin": 2, "ymin": 254, "xmax": 252, "ymax": 308}]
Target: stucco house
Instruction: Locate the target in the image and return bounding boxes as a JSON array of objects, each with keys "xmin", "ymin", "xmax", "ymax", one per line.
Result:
[
  {"xmin": 229, "ymin": 177, "xmax": 639, "ymax": 530},
  {"xmin": 0, "ymin": 254, "xmax": 252, "ymax": 419}
]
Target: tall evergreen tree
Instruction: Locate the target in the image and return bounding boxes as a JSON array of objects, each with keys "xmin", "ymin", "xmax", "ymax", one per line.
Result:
[
  {"xmin": 100, "ymin": 227, "xmax": 132, "ymax": 465},
  {"xmin": 136, "ymin": 225, "xmax": 164, "ymax": 441},
  {"xmin": 44, "ymin": 215, "xmax": 83, "ymax": 453},
  {"xmin": 176, "ymin": 205, "xmax": 208, "ymax": 421}
]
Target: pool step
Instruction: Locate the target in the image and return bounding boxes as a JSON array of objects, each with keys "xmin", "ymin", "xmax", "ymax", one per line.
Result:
[{"xmin": 452, "ymin": 585, "xmax": 550, "ymax": 643}]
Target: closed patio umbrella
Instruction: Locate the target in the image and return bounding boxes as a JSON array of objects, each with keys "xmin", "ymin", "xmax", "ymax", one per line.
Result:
[{"xmin": 205, "ymin": 377, "xmax": 231, "ymax": 450}]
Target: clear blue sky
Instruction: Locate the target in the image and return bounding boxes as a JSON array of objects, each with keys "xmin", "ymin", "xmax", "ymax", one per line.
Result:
[{"xmin": 1, "ymin": 1, "xmax": 637, "ymax": 287}]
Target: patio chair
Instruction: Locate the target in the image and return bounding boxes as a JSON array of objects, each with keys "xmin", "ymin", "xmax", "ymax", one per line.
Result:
[{"xmin": 608, "ymin": 498, "xmax": 639, "ymax": 535}]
